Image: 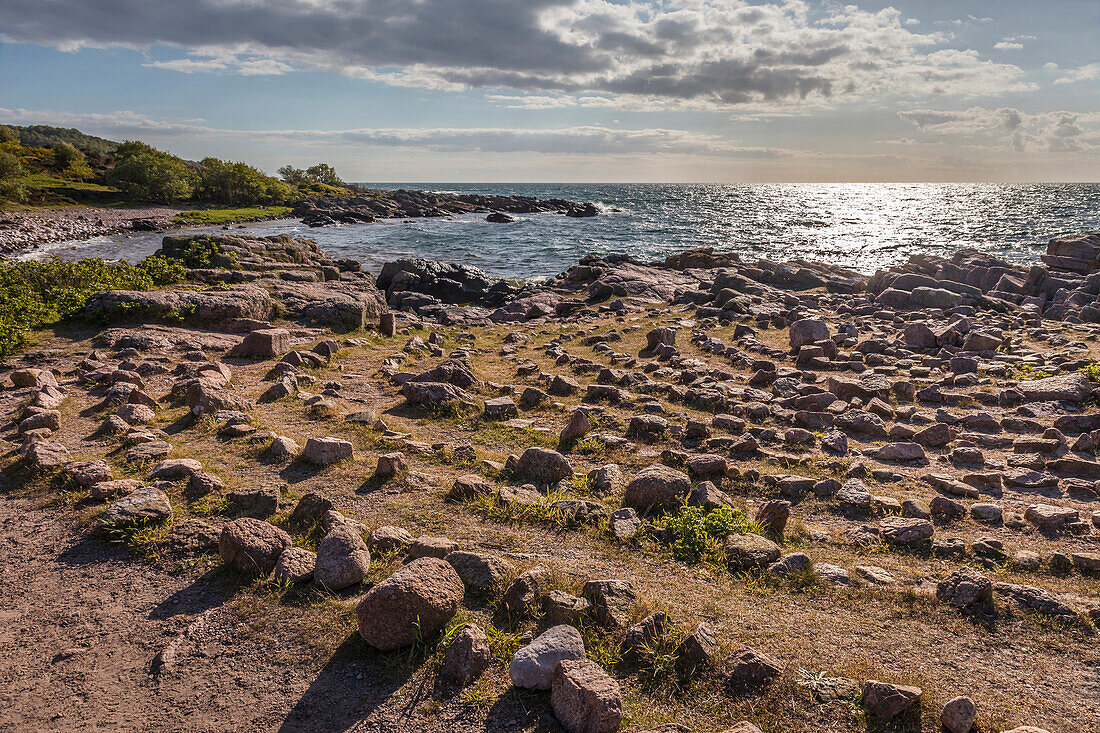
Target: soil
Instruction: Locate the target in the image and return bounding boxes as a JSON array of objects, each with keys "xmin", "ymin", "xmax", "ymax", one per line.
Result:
[{"xmin": 2, "ymin": 260, "xmax": 1100, "ymax": 731}]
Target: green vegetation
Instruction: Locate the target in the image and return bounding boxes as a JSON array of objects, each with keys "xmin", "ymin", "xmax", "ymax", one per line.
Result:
[
  {"xmin": 106, "ymin": 141, "xmax": 195, "ymax": 203},
  {"xmin": 195, "ymin": 158, "xmax": 293, "ymax": 206},
  {"xmin": 160, "ymin": 236, "xmax": 240, "ymax": 269},
  {"xmin": 1080, "ymin": 360, "xmax": 1100, "ymax": 382},
  {"xmin": 0, "ymin": 255, "xmax": 185, "ymax": 359},
  {"xmin": 173, "ymin": 205, "xmax": 293, "ymax": 225},
  {"xmin": 278, "ymin": 163, "xmax": 345, "ymax": 188},
  {"xmin": 0, "ymin": 122, "xmax": 354, "ymax": 209},
  {"xmin": 0, "ymin": 146, "xmax": 27, "ymax": 203},
  {"xmin": 1013, "ymin": 363, "xmax": 1053, "ymax": 380},
  {"xmin": 0, "ymin": 124, "xmax": 118, "ymax": 154},
  {"xmin": 655, "ymin": 505, "xmax": 757, "ymax": 563}
]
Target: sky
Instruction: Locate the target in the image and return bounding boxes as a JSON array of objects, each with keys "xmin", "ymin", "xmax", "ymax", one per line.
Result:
[{"xmin": 0, "ymin": 0, "xmax": 1097, "ymax": 182}]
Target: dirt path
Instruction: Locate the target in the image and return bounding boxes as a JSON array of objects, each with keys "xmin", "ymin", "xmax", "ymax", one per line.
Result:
[{"xmin": 0, "ymin": 495, "xmax": 552, "ymax": 733}]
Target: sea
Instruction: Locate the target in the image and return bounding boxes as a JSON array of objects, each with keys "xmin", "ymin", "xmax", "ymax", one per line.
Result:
[{"xmin": 22, "ymin": 183, "xmax": 1100, "ymax": 281}]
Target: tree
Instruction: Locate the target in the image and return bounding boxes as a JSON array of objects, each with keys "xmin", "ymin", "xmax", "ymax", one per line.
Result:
[
  {"xmin": 305, "ymin": 163, "xmax": 344, "ymax": 186},
  {"xmin": 197, "ymin": 158, "xmax": 293, "ymax": 206},
  {"xmin": 0, "ymin": 149, "xmax": 23, "ymax": 181},
  {"xmin": 106, "ymin": 141, "xmax": 194, "ymax": 203},
  {"xmin": 53, "ymin": 143, "xmax": 92, "ymax": 181},
  {"xmin": 0, "ymin": 148, "xmax": 26, "ymax": 203},
  {"xmin": 277, "ymin": 164, "xmax": 308, "ymax": 187}
]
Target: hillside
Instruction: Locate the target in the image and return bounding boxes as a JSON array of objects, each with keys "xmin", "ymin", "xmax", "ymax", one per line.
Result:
[{"xmin": 1, "ymin": 124, "xmax": 119, "ymax": 154}]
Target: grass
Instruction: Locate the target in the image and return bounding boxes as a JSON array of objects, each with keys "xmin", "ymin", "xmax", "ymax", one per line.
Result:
[
  {"xmin": 20, "ymin": 172, "xmax": 116, "ymax": 192},
  {"xmin": 654, "ymin": 505, "xmax": 762, "ymax": 565},
  {"xmin": 11, "ymin": 257, "xmax": 1100, "ymax": 732},
  {"xmin": 172, "ymin": 206, "xmax": 293, "ymax": 225},
  {"xmin": 466, "ymin": 489, "xmax": 599, "ymax": 531},
  {"xmin": 101, "ymin": 517, "xmax": 173, "ymax": 562}
]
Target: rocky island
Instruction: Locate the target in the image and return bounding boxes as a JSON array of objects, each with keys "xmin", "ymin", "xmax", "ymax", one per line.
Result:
[{"xmin": 2, "ymin": 228, "xmax": 1100, "ymax": 733}]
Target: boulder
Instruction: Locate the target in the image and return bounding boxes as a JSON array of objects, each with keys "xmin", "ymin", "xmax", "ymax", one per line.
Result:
[
  {"xmin": 862, "ymin": 680, "xmax": 921, "ymax": 722},
  {"xmin": 314, "ymin": 526, "xmax": 371, "ymax": 590},
  {"xmin": 356, "ymin": 557, "xmax": 464, "ymax": 651},
  {"xmin": 513, "ymin": 447, "xmax": 573, "ymax": 485},
  {"xmin": 880, "ymin": 517, "xmax": 933, "ymax": 548},
  {"xmin": 68, "ymin": 459, "xmax": 112, "ymax": 488},
  {"xmin": 937, "ymin": 567, "xmax": 993, "ymax": 611},
  {"xmin": 509, "ymin": 625, "xmax": 586, "ymax": 690},
  {"xmin": 302, "ymin": 437, "xmax": 353, "ymax": 466},
  {"xmin": 444, "ymin": 551, "xmax": 514, "ymax": 592},
  {"xmin": 551, "ymin": 658, "xmax": 623, "ymax": 733},
  {"xmin": 230, "ymin": 328, "xmax": 290, "ymax": 358},
  {"xmin": 402, "ymin": 380, "xmax": 469, "ymax": 406},
  {"xmin": 441, "ymin": 624, "xmax": 492, "ymax": 685},
  {"xmin": 147, "ymin": 458, "xmax": 203, "ymax": 480},
  {"xmin": 582, "ymin": 579, "xmax": 637, "ymax": 629},
  {"xmin": 789, "ymin": 319, "xmax": 829, "ymax": 350},
  {"xmin": 723, "ymin": 533, "xmax": 781, "ymax": 569},
  {"xmin": 219, "ymin": 518, "xmax": 292, "ymax": 575},
  {"xmin": 500, "ymin": 565, "xmax": 551, "ymax": 617},
  {"xmin": 98, "ymin": 487, "xmax": 172, "ymax": 529},
  {"xmin": 1016, "ymin": 372, "xmax": 1092, "ymax": 404},
  {"xmin": 274, "ymin": 547, "xmax": 317, "ymax": 585},
  {"xmin": 941, "ymin": 696, "xmax": 976, "ymax": 733},
  {"xmin": 723, "ymin": 647, "xmax": 782, "ymax": 693},
  {"xmin": 623, "ymin": 464, "xmax": 691, "ymax": 512}
]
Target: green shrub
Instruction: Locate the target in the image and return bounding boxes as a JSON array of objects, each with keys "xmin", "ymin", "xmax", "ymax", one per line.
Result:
[
  {"xmin": 1080, "ymin": 361, "xmax": 1100, "ymax": 382},
  {"xmin": 106, "ymin": 140, "xmax": 194, "ymax": 203},
  {"xmin": 196, "ymin": 158, "xmax": 293, "ymax": 206},
  {"xmin": 0, "ymin": 179, "xmax": 27, "ymax": 203},
  {"xmin": 0, "ymin": 149, "xmax": 24, "ymax": 181},
  {"xmin": 656, "ymin": 504, "xmax": 755, "ymax": 563},
  {"xmin": 163, "ymin": 237, "xmax": 239, "ymax": 269},
  {"xmin": 0, "ymin": 255, "xmax": 184, "ymax": 359}
]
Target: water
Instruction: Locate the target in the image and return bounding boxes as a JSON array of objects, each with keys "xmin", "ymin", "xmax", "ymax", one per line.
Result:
[{"xmin": 23, "ymin": 183, "xmax": 1100, "ymax": 280}]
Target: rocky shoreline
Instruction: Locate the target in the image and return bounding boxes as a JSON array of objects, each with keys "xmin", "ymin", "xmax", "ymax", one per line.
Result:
[
  {"xmin": 3, "ymin": 229, "xmax": 1100, "ymax": 731},
  {"xmin": 293, "ymin": 190, "xmax": 600, "ymax": 227},
  {"xmin": 0, "ymin": 205, "xmax": 186, "ymax": 256},
  {"xmin": 0, "ymin": 188, "xmax": 600, "ymax": 259}
]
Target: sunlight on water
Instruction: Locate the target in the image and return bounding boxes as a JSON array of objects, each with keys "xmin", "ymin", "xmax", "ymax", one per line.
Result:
[{"xmin": 25, "ymin": 183, "xmax": 1100, "ymax": 279}]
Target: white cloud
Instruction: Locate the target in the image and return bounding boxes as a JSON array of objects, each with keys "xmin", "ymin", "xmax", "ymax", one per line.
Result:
[
  {"xmin": 898, "ymin": 106, "xmax": 1100, "ymax": 153},
  {"xmin": 994, "ymin": 41, "xmax": 1023, "ymax": 50},
  {"xmin": 0, "ymin": 106, "xmax": 795, "ymax": 158},
  {"xmin": 0, "ymin": 0, "xmax": 1032, "ymax": 111},
  {"xmin": 1054, "ymin": 62, "xmax": 1100, "ymax": 85}
]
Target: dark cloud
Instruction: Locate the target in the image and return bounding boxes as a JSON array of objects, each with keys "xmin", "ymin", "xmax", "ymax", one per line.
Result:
[{"xmin": 0, "ymin": 0, "xmax": 1026, "ymax": 107}]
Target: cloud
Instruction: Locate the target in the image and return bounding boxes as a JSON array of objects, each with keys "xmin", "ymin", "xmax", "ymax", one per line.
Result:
[
  {"xmin": 0, "ymin": 106, "xmax": 795, "ymax": 158},
  {"xmin": 993, "ymin": 34, "xmax": 1033, "ymax": 51},
  {"xmin": 898, "ymin": 106, "xmax": 1100, "ymax": 153},
  {"xmin": 1054, "ymin": 62, "xmax": 1100, "ymax": 85},
  {"xmin": 145, "ymin": 52, "xmax": 293, "ymax": 76},
  {"xmin": 0, "ymin": 0, "xmax": 1031, "ymax": 110}
]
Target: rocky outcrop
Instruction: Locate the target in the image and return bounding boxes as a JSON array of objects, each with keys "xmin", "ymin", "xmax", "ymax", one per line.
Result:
[
  {"xmin": 376, "ymin": 258, "xmax": 520, "ymax": 312},
  {"xmin": 84, "ymin": 233, "xmax": 388, "ymax": 331},
  {"xmin": 291, "ymin": 190, "xmax": 598, "ymax": 227}
]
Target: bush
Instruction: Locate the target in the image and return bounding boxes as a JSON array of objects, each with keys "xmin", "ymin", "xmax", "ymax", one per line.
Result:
[
  {"xmin": 106, "ymin": 141, "xmax": 194, "ymax": 203},
  {"xmin": 0, "ymin": 149, "xmax": 24, "ymax": 181},
  {"xmin": 656, "ymin": 505, "xmax": 755, "ymax": 563},
  {"xmin": 279, "ymin": 162, "xmax": 345, "ymax": 189},
  {"xmin": 162, "ymin": 237, "xmax": 239, "ymax": 269},
  {"xmin": 0, "ymin": 255, "xmax": 184, "ymax": 359},
  {"xmin": 0, "ymin": 180, "xmax": 27, "ymax": 203},
  {"xmin": 196, "ymin": 158, "xmax": 293, "ymax": 206},
  {"xmin": 54, "ymin": 144, "xmax": 93, "ymax": 181}
]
